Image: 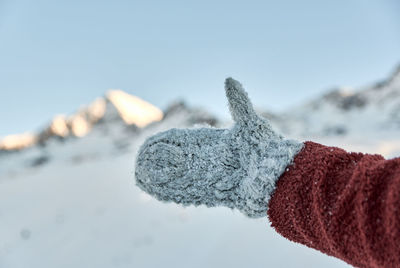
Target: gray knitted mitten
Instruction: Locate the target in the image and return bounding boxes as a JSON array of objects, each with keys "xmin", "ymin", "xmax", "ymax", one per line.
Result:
[{"xmin": 135, "ymin": 78, "xmax": 303, "ymax": 218}]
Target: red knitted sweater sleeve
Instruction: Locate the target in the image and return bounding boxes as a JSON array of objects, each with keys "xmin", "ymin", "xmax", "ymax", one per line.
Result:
[{"xmin": 268, "ymin": 141, "xmax": 400, "ymax": 268}]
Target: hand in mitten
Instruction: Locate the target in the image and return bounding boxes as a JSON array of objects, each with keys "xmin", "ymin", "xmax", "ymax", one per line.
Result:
[{"xmin": 135, "ymin": 78, "xmax": 303, "ymax": 218}]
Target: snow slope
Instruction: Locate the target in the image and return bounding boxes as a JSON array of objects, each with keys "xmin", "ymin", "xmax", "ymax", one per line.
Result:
[
  {"xmin": 2, "ymin": 66, "xmax": 400, "ymax": 268},
  {"xmin": 0, "ymin": 102, "xmax": 350, "ymax": 268}
]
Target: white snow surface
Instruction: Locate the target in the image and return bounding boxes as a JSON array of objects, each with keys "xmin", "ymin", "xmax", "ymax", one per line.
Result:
[
  {"xmin": 0, "ymin": 109, "xmax": 358, "ymax": 268},
  {"xmin": 2, "ymin": 67, "xmax": 400, "ymax": 268}
]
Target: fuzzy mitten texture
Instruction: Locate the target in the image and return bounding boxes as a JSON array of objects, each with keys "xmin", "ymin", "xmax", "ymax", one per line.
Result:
[{"xmin": 135, "ymin": 78, "xmax": 303, "ymax": 218}]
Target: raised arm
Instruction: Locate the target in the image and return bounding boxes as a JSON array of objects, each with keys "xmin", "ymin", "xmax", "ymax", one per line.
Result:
[
  {"xmin": 268, "ymin": 141, "xmax": 400, "ymax": 268},
  {"xmin": 135, "ymin": 78, "xmax": 400, "ymax": 268}
]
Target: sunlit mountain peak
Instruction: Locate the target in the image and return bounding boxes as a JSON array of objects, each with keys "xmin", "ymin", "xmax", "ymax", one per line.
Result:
[
  {"xmin": 49, "ymin": 115, "xmax": 69, "ymax": 137},
  {"xmin": 106, "ymin": 89, "xmax": 163, "ymax": 128},
  {"xmin": 0, "ymin": 133, "xmax": 37, "ymax": 150}
]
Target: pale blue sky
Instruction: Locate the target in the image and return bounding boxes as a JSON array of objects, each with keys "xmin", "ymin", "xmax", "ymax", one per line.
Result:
[{"xmin": 0, "ymin": 0, "xmax": 399, "ymax": 136}]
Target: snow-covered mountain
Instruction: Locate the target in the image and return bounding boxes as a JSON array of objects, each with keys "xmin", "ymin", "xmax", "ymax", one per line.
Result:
[
  {"xmin": 265, "ymin": 64, "xmax": 400, "ymax": 158},
  {"xmin": 1, "ymin": 66, "xmax": 400, "ymax": 268},
  {"xmin": 0, "ymin": 90, "xmax": 164, "ymax": 151},
  {"xmin": 272, "ymin": 65, "xmax": 400, "ymax": 135}
]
